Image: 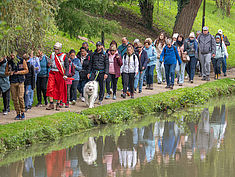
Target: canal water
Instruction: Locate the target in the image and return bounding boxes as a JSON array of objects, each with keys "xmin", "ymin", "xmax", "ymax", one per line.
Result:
[{"xmin": 0, "ymin": 96, "xmax": 235, "ymax": 177}]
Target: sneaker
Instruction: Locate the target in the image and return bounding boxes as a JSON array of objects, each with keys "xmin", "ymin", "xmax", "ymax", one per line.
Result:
[
  {"xmin": 15, "ymin": 114, "xmax": 21, "ymax": 120},
  {"xmin": 59, "ymin": 102, "xmax": 63, "ymax": 108},
  {"xmin": 121, "ymin": 93, "xmax": 126, "ymax": 99},
  {"xmin": 163, "ymin": 79, "xmax": 166, "ymax": 83},
  {"xmin": 28, "ymin": 105, "xmax": 32, "ymax": 109},
  {"xmin": 131, "ymin": 95, "xmax": 134, "ymax": 99},
  {"xmin": 179, "ymin": 84, "xmax": 183, "ymax": 86},
  {"xmin": 98, "ymin": 101, "xmax": 102, "ymax": 105},
  {"xmin": 36, "ymin": 103, "xmax": 42, "ymax": 107},
  {"xmin": 65, "ymin": 104, "xmax": 69, "ymax": 108},
  {"xmin": 113, "ymin": 95, "xmax": 116, "ymax": 100},
  {"xmin": 190, "ymin": 80, "xmax": 194, "ymax": 83},
  {"xmin": 46, "ymin": 104, "xmax": 54, "ymax": 110},
  {"xmin": 21, "ymin": 113, "xmax": 25, "ymax": 119},
  {"xmin": 81, "ymin": 97, "xmax": 85, "ymax": 102},
  {"xmin": 126, "ymin": 91, "xmax": 130, "ymax": 96},
  {"xmin": 199, "ymin": 73, "xmax": 202, "ymax": 77},
  {"xmin": 143, "ymin": 81, "xmax": 147, "ymax": 86},
  {"xmin": 72, "ymin": 100, "xmax": 76, "ymax": 105},
  {"xmin": 165, "ymin": 85, "xmax": 170, "ymax": 89},
  {"xmin": 224, "ymin": 73, "xmax": 227, "ymax": 77},
  {"xmin": 206, "ymin": 76, "xmax": 210, "ymax": 81},
  {"xmin": 105, "ymin": 94, "xmax": 111, "ymax": 99},
  {"xmin": 139, "ymin": 90, "xmax": 142, "ymax": 93},
  {"xmin": 110, "ymin": 88, "xmax": 113, "ymax": 94},
  {"xmin": 170, "ymin": 85, "xmax": 174, "ymax": 89},
  {"xmin": 201, "ymin": 77, "xmax": 206, "ymax": 81},
  {"xmin": 3, "ymin": 111, "xmax": 8, "ymax": 115},
  {"xmin": 158, "ymin": 82, "xmax": 162, "ymax": 84}
]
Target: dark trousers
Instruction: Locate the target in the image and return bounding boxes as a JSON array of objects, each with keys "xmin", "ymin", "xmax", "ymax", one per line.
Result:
[
  {"xmin": 188, "ymin": 56, "xmax": 197, "ymax": 81},
  {"xmin": 164, "ymin": 64, "xmax": 176, "ymax": 86},
  {"xmin": 106, "ymin": 74, "xmax": 118, "ymax": 95},
  {"xmin": 78, "ymin": 79, "xmax": 89, "ymax": 97},
  {"xmin": 70, "ymin": 80, "xmax": 79, "ymax": 101},
  {"xmin": 122, "ymin": 73, "xmax": 135, "ymax": 94},
  {"xmin": 212, "ymin": 58, "xmax": 222, "ymax": 75},
  {"xmin": 90, "ymin": 72, "xmax": 105, "ymax": 101},
  {"xmin": 1, "ymin": 88, "xmax": 10, "ymax": 112},
  {"xmin": 36, "ymin": 76, "xmax": 48, "ymax": 104}
]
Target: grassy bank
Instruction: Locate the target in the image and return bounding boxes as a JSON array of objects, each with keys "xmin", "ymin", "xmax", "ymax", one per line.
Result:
[
  {"xmin": 0, "ymin": 78, "xmax": 235, "ymax": 153},
  {"xmin": 120, "ymin": 0, "xmax": 235, "ymax": 68}
]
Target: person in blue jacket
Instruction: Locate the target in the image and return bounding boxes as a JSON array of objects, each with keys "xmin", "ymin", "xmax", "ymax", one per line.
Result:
[{"xmin": 160, "ymin": 38, "xmax": 182, "ymax": 89}]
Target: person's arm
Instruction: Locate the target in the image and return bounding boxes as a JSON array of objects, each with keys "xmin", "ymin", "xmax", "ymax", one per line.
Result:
[
  {"xmin": 36, "ymin": 57, "xmax": 41, "ymax": 74},
  {"xmin": 104, "ymin": 53, "xmax": 109, "ymax": 75},
  {"xmin": 175, "ymin": 47, "xmax": 182, "ymax": 65},
  {"xmin": 64, "ymin": 56, "xmax": 69, "ymax": 76},
  {"xmin": 5, "ymin": 63, "xmax": 11, "ymax": 76},
  {"xmin": 16, "ymin": 60, "xmax": 28, "ymax": 75},
  {"xmin": 224, "ymin": 36, "xmax": 230, "ymax": 46},
  {"xmin": 195, "ymin": 41, "xmax": 199, "ymax": 59},
  {"xmin": 143, "ymin": 51, "xmax": 148, "ymax": 69},
  {"xmin": 117, "ymin": 54, "xmax": 123, "ymax": 67},
  {"xmin": 31, "ymin": 65, "xmax": 35, "ymax": 90},
  {"xmin": 211, "ymin": 35, "xmax": 216, "ymax": 56},
  {"xmin": 160, "ymin": 47, "xmax": 165, "ymax": 63},
  {"xmin": 149, "ymin": 48, "xmax": 157, "ymax": 61},
  {"xmin": 134, "ymin": 55, "xmax": 139, "ymax": 75},
  {"xmin": 120, "ymin": 56, "xmax": 124, "ymax": 73},
  {"xmin": 222, "ymin": 42, "xmax": 226, "ymax": 57}
]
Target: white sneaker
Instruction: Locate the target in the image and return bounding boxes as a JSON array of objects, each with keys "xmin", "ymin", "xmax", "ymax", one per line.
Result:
[
  {"xmin": 3, "ymin": 111, "xmax": 8, "ymax": 115},
  {"xmin": 72, "ymin": 100, "xmax": 76, "ymax": 105},
  {"xmin": 81, "ymin": 97, "xmax": 85, "ymax": 102}
]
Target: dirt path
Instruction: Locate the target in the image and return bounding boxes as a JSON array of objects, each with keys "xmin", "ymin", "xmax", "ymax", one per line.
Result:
[{"xmin": 1, "ymin": 69, "xmax": 235, "ymax": 125}]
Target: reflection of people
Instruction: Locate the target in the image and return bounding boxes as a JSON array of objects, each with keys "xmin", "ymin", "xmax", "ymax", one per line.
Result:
[
  {"xmin": 143, "ymin": 124, "xmax": 155, "ymax": 163},
  {"xmin": 196, "ymin": 108, "xmax": 214, "ymax": 160},
  {"xmin": 23, "ymin": 157, "xmax": 35, "ymax": 177}
]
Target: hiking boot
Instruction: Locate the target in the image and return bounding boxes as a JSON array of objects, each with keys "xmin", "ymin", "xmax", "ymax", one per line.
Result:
[
  {"xmin": 179, "ymin": 83, "xmax": 183, "ymax": 86},
  {"xmin": 149, "ymin": 84, "xmax": 153, "ymax": 90},
  {"xmin": 46, "ymin": 104, "xmax": 54, "ymax": 110},
  {"xmin": 21, "ymin": 113, "xmax": 25, "ymax": 120},
  {"xmin": 105, "ymin": 94, "xmax": 111, "ymax": 99},
  {"xmin": 56, "ymin": 104, "xmax": 60, "ymax": 111},
  {"xmin": 15, "ymin": 114, "xmax": 21, "ymax": 120},
  {"xmin": 121, "ymin": 93, "xmax": 126, "ymax": 99},
  {"xmin": 165, "ymin": 85, "xmax": 170, "ymax": 89},
  {"xmin": 158, "ymin": 82, "xmax": 162, "ymax": 84}
]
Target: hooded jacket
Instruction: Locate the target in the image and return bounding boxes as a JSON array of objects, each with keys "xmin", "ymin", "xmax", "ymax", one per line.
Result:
[
  {"xmin": 121, "ymin": 53, "xmax": 139, "ymax": 74},
  {"xmin": 198, "ymin": 33, "xmax": 216, "ymax": 55}
]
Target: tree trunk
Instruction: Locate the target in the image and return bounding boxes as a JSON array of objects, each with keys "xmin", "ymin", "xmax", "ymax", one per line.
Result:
[
  {"xmin": 173, "ymin": 0, "xmax": 202, "ymax": 37},
  {"xmin": 139, "ymin": 0, "xmax": 154, "ymax": 29},
  {"xmin": 226, "ymin": 0, "xmax": 231, "ymax": 16}
]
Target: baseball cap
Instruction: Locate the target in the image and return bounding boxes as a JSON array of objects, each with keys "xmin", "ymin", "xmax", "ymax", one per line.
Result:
[
  {"xmin": 203, "ymin": 26, "xmax": 208, "ymax": 31},
  {"xmin": 218, "ymin": 29, "xmax": 223, "ymax": 35},
  {"xmin": 96, "ymin": 41, "xmax": 102, "ymax": 46}
]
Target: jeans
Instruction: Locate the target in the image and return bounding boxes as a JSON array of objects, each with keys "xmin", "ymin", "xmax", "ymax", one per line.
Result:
[
  {"xmin": 134, "ymin": 69, "xmax": 146, "ymax": 92},
  {"xmin": 122, "ymin": 73, "xmax": 135, "ymax": 94},
  {"xmin": 188, "ymin": 56, "xmax": 197, "ymax": 81},
  {"xmin": 212, "ymin": 58, "xmax": 222, "ymax": 75},
  {"xmin": 106, "ymin": 74, "xmax": 118, "ymax": 95},
  {"xmin": 156, "ymin": 59, "xmax": 165, "ymax": 83},
  {"xmin": 164, "ymin": 64, "xmax": 176, "ymax": 86},
  {"xmin": 176, "ymin": 62, "xmax": 186, "ymax": 84},
  {"xmin": 200, "ymin": 53, "xmax": 211, "ymax": 77},
  {"xmin": 24, "ymin": 85, "xmax": 33, "ymax": 108},
  {"xmin": 222, "ymin": 55, "xmax": 227, "ymax": 74},
  {"xmin": 146, "ymin": 65, "xmax": 155, "ymax": 85},
  {"xmin": 36, "ymin": 76, "xmax": 48, "ymax": 104},
  {"xmin": 70, "ymin": 80, "xmax": 79, "ymax": 101},
  {"xmin": 67, "ymin": 84, "xmax": 71, "ymax": 103}
]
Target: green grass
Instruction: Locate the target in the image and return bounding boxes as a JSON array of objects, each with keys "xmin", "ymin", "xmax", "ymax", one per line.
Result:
[{"xmin": 119, "ymin": 0, "xmax": 235, "ymax": 68}]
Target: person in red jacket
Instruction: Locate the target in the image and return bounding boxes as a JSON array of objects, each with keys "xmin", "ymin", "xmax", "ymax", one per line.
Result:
[{"xmin": 46, "ymin": 42, "xmax": 69, "ymax": 111}]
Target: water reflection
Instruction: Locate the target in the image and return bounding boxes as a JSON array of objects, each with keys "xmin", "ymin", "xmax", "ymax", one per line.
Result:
[{"xmin": 0, "ymin": 104, "xmax": 230, "ymax": 177}]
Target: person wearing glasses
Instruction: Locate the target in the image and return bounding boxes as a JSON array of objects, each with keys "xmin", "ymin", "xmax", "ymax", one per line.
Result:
[
  {"xmin": 134, "ymin": 43, "xmax": 148, "ymax": 93},
  {"xmin": 46, "ymin": 42, "xmax": 69, "ymax": 111},
  {"xmin": 160, "ymin": 39, "xmax": 182, "ymax": 89},
  {"xmin": 105, "ymin": 45, "xmax": 123, "ymax": 100}
]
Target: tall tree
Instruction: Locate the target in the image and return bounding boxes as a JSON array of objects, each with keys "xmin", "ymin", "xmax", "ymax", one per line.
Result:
[
  {"xmin": 173, "ymin": 0, "xmax": 203, "ymax": 37},
  {"xmin": 139, "ymin": 0, "xmax": 155, "ymax": 29}
]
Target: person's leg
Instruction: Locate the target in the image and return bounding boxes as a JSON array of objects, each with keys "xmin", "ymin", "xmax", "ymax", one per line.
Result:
[
  {"xmin": 2, "ymin": 89, "xmax": 10, "ymax": 112},
  {"xmin": 42, "ymin": 77, "xmax": 48, "ymax": 105},
  {"xmin": 164, "ymin": 64, "xmax": 170, "ymax": 87},
  {"xmin": 97, "ymin": 73, "xmax": 105, "ymax": 102},
  {"xmin": 221, "ymin": 55, "xmax": 227, "ymax": 74},
  {"xmin": 156, "ymin": 59, "xmax": 162, "ymax": 83},
  {"xmin": 179, "ymin": 62, "xmax": 186, "ymax": 84},
  {"xmin": 122, "ymin": 73, "xmax": 129, "ymax": 94},
  {"xmin": 146, "ymin": 66, "xmax": 150, "ymax": 85},
  {"xmin": 24, "ymin": 85, "xmax": 31, "ymax": 109},
  {"xmin": 217, "ymin": 57, "xmax": 222, "ymax": 75},
  {"xmin": 29, "ymin": 85, "xmax": 34, "ymax": 107},
  {"xmin": 161, "ymin": 63, "xmax": 166, "ymax": 82},
  {"xmin": 190, "ymin": 56, "xmax": 197, "ymax": 81},
  {"xmin": 204, "ymin": 53, "xmax": 211, "ymax": 79},
  {"xmin": 149, "ymin": 65, "xmax": 155, "ymax": 85},
  {"xmin": 170, "ymin": 64, "xmax": 176, "ymax": 86},
  {"xmin": 19, "ymin": 83, "xmax": 25, "ymax": 114},
  {"xmin": 134, "ymin": 71, "xmax": 140, "ymax": 90},
  {"xmin": 139, "ymin": 69, "xmax": 146, "ymax": 92},
  {"xmin": 129, "ymin": 73, "xmax": 135, "ymax": 97},
  {"xmin": 71, "ymin": 80, "xmax": 79, "ymax": 101},
  {"xmin": 111, "ymin": 74, "xmax": 118, "ymax": 96},
  {"xmin": 11, "ymin": 83, "xmax": 21, "ymax": 115},
  {"xmin": 105, "ymin": 74, "xmax": 111, "ymax": 95},
  {"xmin": 36, "ymin": 77, "xmax": 42, "ymax": 104},
  {"xmin": 175, "ymin": 61, "xmax": 180, "ymax": 82}
]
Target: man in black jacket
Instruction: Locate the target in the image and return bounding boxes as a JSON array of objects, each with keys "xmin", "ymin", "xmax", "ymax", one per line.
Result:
[{"xmin": 87, "ymin": 41, "xmax": 109, "ymax": 105}]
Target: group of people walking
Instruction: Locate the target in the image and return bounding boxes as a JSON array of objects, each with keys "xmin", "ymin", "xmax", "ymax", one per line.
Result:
[{"xmin": 0, "ymin": 27, "xmax": 230, "ymax": 119}]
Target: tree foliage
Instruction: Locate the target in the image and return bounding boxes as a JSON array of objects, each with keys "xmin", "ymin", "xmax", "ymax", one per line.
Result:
[
  {"xmin": 0, "ymin": 0, "xmax": 58, "ymax": 57},
  {"xmin": 57, "ymin": 0, "xmax": 120, "ymax": 39},
  {"xmin": 215, "ymin": 0, "xmax": 233, "ymax": 16}
]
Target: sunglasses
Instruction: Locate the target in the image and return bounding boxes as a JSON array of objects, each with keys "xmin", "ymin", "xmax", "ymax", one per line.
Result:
[
  {"xmin": 54, "ymin": 48, "xmax": 59, "ymax": 50},
  {"xmin": 167, "ymin": 44, "xmax": 171, "ymax": 46},
  {"xmin": 110, "ymin": 50, "xmax": 115, "ymax": 52}
]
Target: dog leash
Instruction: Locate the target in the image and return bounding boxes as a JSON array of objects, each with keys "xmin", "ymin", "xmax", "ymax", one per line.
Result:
[{"xmin": 94, "ymin": 70, "xmax": 100, "ymax": 80}]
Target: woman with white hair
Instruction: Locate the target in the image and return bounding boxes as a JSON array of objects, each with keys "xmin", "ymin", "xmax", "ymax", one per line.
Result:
[
  {"xmin": 160, "ymin": 38, "xmax": 182, "ymax": 89},
  {"xmin": 46, "ymin": 42, "xmax": 69, "ymax": 111}
]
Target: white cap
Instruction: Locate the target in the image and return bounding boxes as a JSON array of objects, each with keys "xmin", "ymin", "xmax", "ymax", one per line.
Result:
[
  {"xmin": 54, "ymin": 42, "xmax": 62, "ymax": 50},
  {"xmin": 172, "ymin": 33, "xmax": 179, "ymax": 39},
  {"xmin": 189, "ymin": 32, "xmax": 195, "ymax": 38},
  {"xmin": 133, "ymin": 39, "xmax": 140, "ymax": 44},
  {"xmin": 218, "ymin": 29, "xmax": 223, "ymax": 35}
]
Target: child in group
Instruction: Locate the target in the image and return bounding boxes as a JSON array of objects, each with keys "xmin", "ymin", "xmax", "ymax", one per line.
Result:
[{"xmin": 212, "ymin": 34, "xmax": 226, "ymax": 80}]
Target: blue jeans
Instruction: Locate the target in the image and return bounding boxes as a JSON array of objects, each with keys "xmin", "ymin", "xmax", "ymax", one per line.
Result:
[
  {"xmin": 134, "ymin": 69, "xmax": 146, "ymax": 92},
  {"xmin": 24, "ymin": 85, "xmax": 33, "ymax": 108},
  {"xmin": 188, "ymin": 56, "xmax": 197, "ymax": 81},
  {"xmin": 164, "ymin": 64, "xmax": 176, "ymax": 86},
  {"xmin": 222, "ymin": 55, "xmax": 227, "ymax": 74},
  {"xmin": 146, "ymin": 65, "xmax": 155, "ymax": 85},
  {"xmin": 156, "ymin": 59, "xmax": 165, "ymax": 83},
  {"xmin": 175, "ymin": 62, "xmax": 186, "ymax": 84}
]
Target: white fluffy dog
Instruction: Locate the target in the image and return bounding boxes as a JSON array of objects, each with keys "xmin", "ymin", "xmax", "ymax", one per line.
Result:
[{"xmin": 84, "ymin": 81, "xmax": 98, "ymax": 108}]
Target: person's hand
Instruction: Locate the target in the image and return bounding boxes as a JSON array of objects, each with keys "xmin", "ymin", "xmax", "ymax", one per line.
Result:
[
  {"xmin": 212, "ymin": 54, "xmax": 215, "ymax": 58},
  {"xmin": 140, "ymin": 71, "xmax": 143, "ymax": 74},
  {"xmin": 87, "ymin": 74, "xmax": 90, "ymax": 79},
  {"xmin": 35, "ymin": 67, "xmax": 39, "ymax": 70},
  {"xmin": 14, "ymin": 71, "xmax": 19, "ymax": 75},
  {"xmin": 142, "ymin": 67, "xmax": 145, "ymax": 70},
  {"xmin": 104, "ymin": 74, "xmax": 108, "ymax": 80},
  {"xmin": 63, "ymin": 76, "xmax": 68, "ymax": 80},
  {"xmin": 10, "ymin": 71, "xmax": 15, "ymax": 75}
]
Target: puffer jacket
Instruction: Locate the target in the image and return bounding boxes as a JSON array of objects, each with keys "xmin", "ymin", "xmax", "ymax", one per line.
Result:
[
  {"xmin": 198, "ymin": 33, "xmax": 216, "ymax": 55},
  {"xmin": 88, "ymin": 49, "xmax": 109, "ymax": 74},
  {"xmin": 121, "ymin": 53, "xmax": 139, "ymax": 74},
  {"xmin": 0, "ymin": 58, "xmax": 10, "ymax": 92},
  {"xmin": 215, "ymin": 42, "xmax": 226, "ymax": 59}
]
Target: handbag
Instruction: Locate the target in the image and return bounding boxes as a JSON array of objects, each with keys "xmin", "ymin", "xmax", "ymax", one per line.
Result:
[{"xmin": 182, "ymin": 53, "xmax": 190, "ymax": 63}]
